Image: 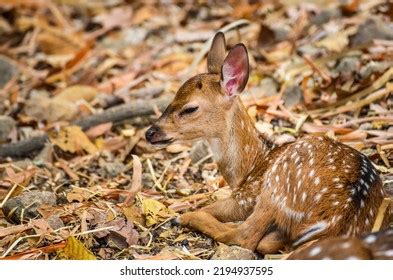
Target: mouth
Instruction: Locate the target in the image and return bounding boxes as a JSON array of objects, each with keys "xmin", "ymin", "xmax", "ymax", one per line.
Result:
[{"xmin": 149, "ymin": 138, "xmax": 174, "ymax": 146}]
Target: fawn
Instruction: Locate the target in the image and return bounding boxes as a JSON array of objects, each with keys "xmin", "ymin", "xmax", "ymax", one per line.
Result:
[
  {"xmin": 287, "ymin": 229, "xmax": 393, "ymax": 260},
  {"xmin": 145, "ymin": 32, "xmax": 387, "ymax": 254}
]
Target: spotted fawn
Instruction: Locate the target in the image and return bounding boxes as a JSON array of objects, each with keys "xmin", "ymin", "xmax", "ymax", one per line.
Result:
[
  {"xmin": 288, "ymin": 229, "xmax": 393, "ymax": 260},
  {"xmin": 145, "ymin": 32, "xmax": 387, "ymax": 254}
]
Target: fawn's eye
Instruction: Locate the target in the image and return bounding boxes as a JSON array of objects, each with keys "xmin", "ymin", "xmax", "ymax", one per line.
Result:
[{"xmin": 179, "ymin": 106, "xmax": 199, "ymax": 117}]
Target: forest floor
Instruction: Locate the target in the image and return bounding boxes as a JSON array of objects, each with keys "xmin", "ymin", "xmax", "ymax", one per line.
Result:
[{"xmin": 0, "ymin": 0, "xmax": 392, "ymax": 260}]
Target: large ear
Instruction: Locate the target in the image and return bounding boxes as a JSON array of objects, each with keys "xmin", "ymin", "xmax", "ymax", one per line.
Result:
[
  {"xmin": 207, "ymin": 32, "xmax": 226, "ymax": 74},
  {"xmin": 221, "ymin": 43, "xmax": 249, "ymax": 97}
]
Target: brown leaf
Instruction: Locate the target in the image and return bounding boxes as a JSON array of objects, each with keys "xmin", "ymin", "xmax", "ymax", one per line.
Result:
[
  {"xmin": 85, "ymin": 122, "xmax": 112, "ymax": 139},
  {"xmin": 49, "ymin": 126, "xmax": 98, "ymax": 154},
  {"xmin": 123, "ymin": 155, "xmax": 143, "ymax": 206},
  {"xmin": 54, "ymin": 85, "xmax": 97, "ymax": 103},
  {"xmin": 94, "ymin": 6, "xmax": 133, "ymax": 30}
]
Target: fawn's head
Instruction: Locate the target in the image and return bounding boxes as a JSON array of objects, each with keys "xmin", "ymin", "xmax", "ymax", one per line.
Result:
[{"xmin": 145, "ymin": 32, "xmax": 250, "ymax": 147}]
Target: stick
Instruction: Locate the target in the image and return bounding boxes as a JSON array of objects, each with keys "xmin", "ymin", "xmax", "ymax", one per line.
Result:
[{"xmin": 0, "ymin": 96, "xmax": 172, "ymax": 159}]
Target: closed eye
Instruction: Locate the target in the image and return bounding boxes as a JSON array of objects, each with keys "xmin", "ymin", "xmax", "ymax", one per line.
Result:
[{"xmin": 179, "ymin": 106, "xmax": 199, "ymax": 117}]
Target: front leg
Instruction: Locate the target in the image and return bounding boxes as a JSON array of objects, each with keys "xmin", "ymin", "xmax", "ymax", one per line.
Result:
[
  {"xmin": 201, "ymin": 197, "xmax": 249, "ymax": 222},
  {"xmin": 215, "ymin": 207, "xmax": 275, "ymax": 250},
  {"xmin": 178, "ymin": 211, "xmax": 238, "ymax": 239},
  {"xmin": 178, "ymin": 202, "xmax": 275, "ymax": 251}
]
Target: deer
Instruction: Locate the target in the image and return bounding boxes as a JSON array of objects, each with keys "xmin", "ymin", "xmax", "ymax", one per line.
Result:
[
  {"xmin": 287, "ymin": 229, "xmax": 393, "ymax": 260},
  {"xmin": 145, "ymin": 32, "xmax": 388, "ymax": 255}
]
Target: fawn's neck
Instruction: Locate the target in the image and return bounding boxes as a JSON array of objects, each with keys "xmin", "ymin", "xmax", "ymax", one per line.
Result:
[{"xmin": 208, "ymin": 99, "xmax": 270, "ymax": 187}]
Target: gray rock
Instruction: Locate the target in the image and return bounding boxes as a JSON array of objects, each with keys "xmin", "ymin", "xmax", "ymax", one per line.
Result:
[
  {"xmin": 310, "ymin": 8, "xmax": 342, "ymax": 26},
  {"xmin": 283, "ymin": 85, "xmax": 303, "ymax": 107},
  {"xmin": 190, "ymin": 141, "xmax": 210, "ymax": 164},
  {"xmin": 334, "ymin": 56, "xmax": 361, "ymax": 76},
  {"xmin": 0, "ymin": 55, "xmax": 17, "ymax": 88},
  {"xmin": 103, "ymin": 161, "xmax": 126, "ymax": 177},
  {"xmin": 2, "ymin": 190, "xmax": 57, "ymax": 224},
  {"xmin": 211, "ymin": 244, "xmax": 256, "ymax": 260},
  {"xmin": 0, "ymin": 115, "xmax": 15, "ymax": 142},
  {"xmin": 47, "ymin": 215, "xmax": 64, "ymax": 230},
  {"xmin": 350, "ymin": 18, "xmax": 393, "ymax": 46}
]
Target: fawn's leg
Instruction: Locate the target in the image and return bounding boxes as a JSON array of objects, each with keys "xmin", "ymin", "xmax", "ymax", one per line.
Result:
[
  {"xmin": 179, "ymin": 202, "xmax": 275, "ymax": 251},
  {"xmin": 214, "ymin": 207, "xmax": 275, "ymax": 250},
  {"xmin": 256, "ymin": 230, "xmax": 287, "ymax": 255},
  {"xmin": 178, "ymin": 211, "xmax": 238, "ymax": 238},
  {"xmin": 177, "ymin": 197, "xmax": 248, "ymax": 234},
  {"xmin": 201, "ymin": 197, "xmax": 249, "ymax": 222}
]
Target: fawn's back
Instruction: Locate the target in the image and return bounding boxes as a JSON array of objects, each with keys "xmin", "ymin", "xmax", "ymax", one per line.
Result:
[{"xmin": 239, "ymin": 134, "xmax": 385, "ymax": 246}]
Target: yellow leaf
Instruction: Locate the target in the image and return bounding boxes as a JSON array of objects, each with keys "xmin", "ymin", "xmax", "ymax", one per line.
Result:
[
  {"xmin": 314, "ymin": 32, "xmax": 349, "ymax": 53},
  {"xmin": 62, "ymin": 236, "xmax": 96, "ymax": 260},
  {"xmin": 50, "ymin": 126, "xmax": 98, "ymax": 154},
  {"xmin": 54, "ymin": 85, "xmax": 98, "ymax": 103},
  {"xmin": 141, "ymin": 198, "xmax": 175, "ymax": 227}
]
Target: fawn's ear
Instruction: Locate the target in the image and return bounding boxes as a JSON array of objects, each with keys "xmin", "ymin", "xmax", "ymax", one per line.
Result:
[
  {"xmin": 220, "ymin": 43, "xmax": 249, "ymax": 97},
  {"xmin": 207, "ymin": 32, "xmax": 226, "ymax": 74}
]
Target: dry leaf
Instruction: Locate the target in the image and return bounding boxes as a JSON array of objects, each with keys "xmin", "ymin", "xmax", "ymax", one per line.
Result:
[
  {"xmin": 37, "ymin": 32, "xmax": 80, "ymax": 55},
  {"xmin": 123, "ymin": 155, "xmax": 142, "ymax": 206},
  {"xmin": 62, "ymin": 236, "xmax": 96, "ymax": 260},
  {"xmin": 50, "ymin": 126, "xmax": 98, "ymax": 154},
  {"xmin": 315, "ymin": 32, "xmax": 349, "ymax": 53},
  {"xmin": 94, "ymin": 218, "xmax": 139, "ymax": 249},
  {"xmin": 54, "ymin": 85, "xmax": 98, "ymax": 102},
  {"xmin": 85, "ymin": 122, "xmax": 113, "ymax": 139},
  {"xmin": 141, "ymin": 198, "xmax": 175, "ymax": 227},
  {"xmin": 24, "ymin": 95, "xmax": 77, "ymax": 123},
  {"xmin": 94, "ymin": 6, "xmax": 133, "ymax": 30}
]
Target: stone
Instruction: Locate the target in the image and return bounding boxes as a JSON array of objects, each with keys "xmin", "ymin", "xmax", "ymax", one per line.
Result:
[
  {"xmin": 103, "ymin": 161, "xmax": 126, "ymax": 178},
  {"xmin": 0, "ymin": 115, "xmax": 16, "ymax": 142},
  {"xmin": 2, "ymin": 190, "xmax": 57, "ymax": 224},
  {"xmin": 211, "ymin": 243, "xmax": 256, "ymax": 260},
  {"xmin": 47, "ymin": 215, "xmax": 64, "ymax": 230},
  {"xmin": 349, "ymin": 18, "xmax": 393, "ymax": 47},
  {"xmin": 0, "ymin": 55, "xmax": 17, "ymax": 88},
  {"xmin": 283, "ymin": 85, "xmax": 303, "ymax": 107},
  {"xmin": 190, "ymin": 141, "xmax": 210, "ymax": 164}
]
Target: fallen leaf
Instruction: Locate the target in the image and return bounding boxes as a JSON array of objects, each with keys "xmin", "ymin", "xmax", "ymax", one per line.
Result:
[
  {"xmin": 62, "ymin": 236, "xmax": 96, "ymax": 260},
  {"xmin": 54, "ymin": 85, "xmax": 98, "ymax": 102},
  {"xmin": 85, "ymin": 122, "xmax": 112, "ymax": 139},
  {"xmin": 94, "ymin": 218, "xmax": 139, "ymax": 248},
  {"xmin": 141, "ymin": 198, "xmax": 175, "ymax": 227},
  {"xmin": 94, "ymin": 6, "xmax": 133, "ymax": 30},
  {"xmin": 315, "ymin": 32, "xmax": 349, "ymax": 53},
  {"xmin": 123, "ymin": 155, "xmax": 142, "ymax": 206},
  {"xmin": 49, "ymin": 126, "xmax": 98, "ymax": 154}
]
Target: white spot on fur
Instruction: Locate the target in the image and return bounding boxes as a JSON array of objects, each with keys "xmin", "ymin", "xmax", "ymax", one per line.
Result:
[{"xmin": 308, "ymin": 246, "xmax": 321, "ymax": 257}]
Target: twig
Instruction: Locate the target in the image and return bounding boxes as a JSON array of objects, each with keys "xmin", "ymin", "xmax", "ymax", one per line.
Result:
[{"xmin": 0, "ymin": 96, "xmax": 172, "ymax": 158}]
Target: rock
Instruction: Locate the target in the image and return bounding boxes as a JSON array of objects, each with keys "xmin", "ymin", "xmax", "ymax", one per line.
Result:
[
  {"xmin": 283, "ymin": 85, "xmax": 303, "ymax": 107},
  {"xmin": 349, "ymin": 18, "xmax": 393, "ymax": 47},
  {"xmin": 2, "ymin": 191, "xmax": 57, "ymax": 224},
  {"xmin": 310, "ymin": 8, "xmax": 342, "ymax": 26},
  {"xmin": 190, "ymin": 141, "xmax": 210, "ymax": 164},
  {"xmin": 333, "ymin": 56, "xmax": 361, "ymax": 79},
  {"xmin": 103, "ymin": 161, "xmax": 126, "ymax": 178},
  {"xmin": 24, "ymin": 94, "xmax": 78, "ymax": 123},
  {"xmin": 211, "ymin": 244, "xmax": 256, "ymax": 260},
  {"xmin": 47, "ymin": 215, "xmax": 64, "ymax": 230},
  {"xmin": 0, "ymin": 55, "xmax": 17, "ymax": 88},
  {"xmin": 0, "ymin": 115, "xmax": 16, "ymax": 142}
]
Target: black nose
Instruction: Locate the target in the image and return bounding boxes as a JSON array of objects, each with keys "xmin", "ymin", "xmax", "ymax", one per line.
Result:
[{"xmin": 145, "ymin": 125, "xmax": 160, "ymax": 143}]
